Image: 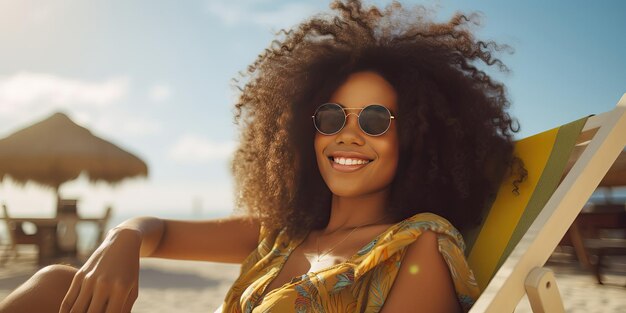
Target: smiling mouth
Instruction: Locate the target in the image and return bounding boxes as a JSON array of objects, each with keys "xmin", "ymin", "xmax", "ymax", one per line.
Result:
[
  {"xmin": 329, "ymin": 156, "xmax": 371, "ymax": 165},
  {"xmin": 328, "ymin": 156, "xmax": 373, "ymax": 172}
]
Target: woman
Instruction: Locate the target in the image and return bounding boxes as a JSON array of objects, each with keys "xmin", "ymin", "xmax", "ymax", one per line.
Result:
[{"xmin": 0, "ymin": 1, "xmax": 523, "ymax": 312}]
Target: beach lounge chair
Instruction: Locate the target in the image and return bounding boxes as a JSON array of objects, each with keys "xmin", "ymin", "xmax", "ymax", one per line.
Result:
[{"xmin": 465, "ymin": 93, "xmax": 626, "ymax": 312}]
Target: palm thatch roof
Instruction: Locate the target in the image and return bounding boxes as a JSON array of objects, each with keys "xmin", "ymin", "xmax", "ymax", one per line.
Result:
[{"xmin": 0, "ymin": 112, "xmax": 148, "ymax": 190}]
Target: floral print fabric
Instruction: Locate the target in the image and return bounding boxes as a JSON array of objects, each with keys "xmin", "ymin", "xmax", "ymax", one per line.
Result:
[{"xmin": 221, "ymin": 213, "xmax": 480, "ymax": 312}]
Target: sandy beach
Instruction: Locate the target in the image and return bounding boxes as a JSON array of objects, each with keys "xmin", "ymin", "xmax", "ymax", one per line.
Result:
[{"xmin": 1, "ymin": 252, "xmax": 624, "ymax": 312}]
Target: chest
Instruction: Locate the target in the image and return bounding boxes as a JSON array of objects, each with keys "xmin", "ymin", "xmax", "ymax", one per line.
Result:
[
  {"xmin": 260, "ymin": 239, "xmax": 346, "ymax": 298},
  {"xmin": 259, "ymin": 226, "xmax": 390, "ymax": 300}
]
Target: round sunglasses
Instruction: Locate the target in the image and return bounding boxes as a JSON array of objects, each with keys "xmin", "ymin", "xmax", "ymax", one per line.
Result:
[{"xmin": 312, "ymin": 103, "xmax": 395, "ymax": 136}]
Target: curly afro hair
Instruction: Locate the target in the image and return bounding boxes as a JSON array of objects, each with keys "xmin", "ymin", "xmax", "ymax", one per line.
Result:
[{"xmin": 231, "ymin": 0, "xmax": 525, "ymax": 238}]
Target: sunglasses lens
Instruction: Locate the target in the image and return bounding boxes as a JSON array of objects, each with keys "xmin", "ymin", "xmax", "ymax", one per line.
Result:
[
  {"xmin": 314, "ymin": 103, "xmax": 345, "ymax": 135},
  {"xmin": 360, "ymin": 105, "xmax": 392, "ymax": 135}
]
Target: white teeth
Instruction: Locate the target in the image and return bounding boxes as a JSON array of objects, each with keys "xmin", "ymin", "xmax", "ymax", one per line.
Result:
[{"xmin": 333, "ymin": 157, "xmax": 370, "ymax": 165}]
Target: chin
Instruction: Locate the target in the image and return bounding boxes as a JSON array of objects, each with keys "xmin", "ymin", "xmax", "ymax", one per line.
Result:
[
  {"xmin": 328, "ymin": 188, "xmax": 362, "ymax": 198},
  {"xmin": 326, "ymin": 183, "xmax": 380, "ymax": 198}
]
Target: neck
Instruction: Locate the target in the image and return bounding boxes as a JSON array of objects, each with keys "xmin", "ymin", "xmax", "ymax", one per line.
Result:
[{"xmin": 323, "ymin": 188, "xmax": 391, "ymax": 234}]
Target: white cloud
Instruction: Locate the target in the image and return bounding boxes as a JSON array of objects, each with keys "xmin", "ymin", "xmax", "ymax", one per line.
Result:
[
  {"xmin": 148, "ymin": 84, "xmax": 173, "ymax": 103},
  {"xmin": 169, "ymin": 134, "xmax": 237, "ymax": 163},
  {"xmin": 93, "ymin": 114, "xmax": 162, "ymax": 137},
  {"xmin": 0, "ymin": 71, "xmax": 129, "ymax": 117},
  {"xmin": 205, "ymin": 0, "xmax": 319, "ymax": 29},
  {"xmin": 0, "ymin": 72, "xmax": 164, "ymax": 139}
]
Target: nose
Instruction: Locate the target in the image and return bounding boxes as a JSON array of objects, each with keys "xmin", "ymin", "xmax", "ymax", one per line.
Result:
[{"xmin": 335, "ymin": 113, "xmax": 365, "ymax": 145}]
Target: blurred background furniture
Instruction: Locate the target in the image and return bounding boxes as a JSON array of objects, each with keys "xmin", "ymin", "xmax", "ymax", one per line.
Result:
[
  {"xmin": 1, "ymin": 203, "xmax": 54, "ymax": 265},
  {"xmin": 1, "ymin": 201, "xmax": 114, "ymax": 265},
  {"xmin": 56, "ymin": 198, "xmax": 79, "ymax": 256},
  {"xmin": 579, "ymin": 201, "xmax": 626, "ymax": 285},
  {"xmin": 82, "ymin": 206, "xmax": 113, "ymax": 255},
  {"xmin": 94, "ymin": 206, "xmax": 112, "ymax": 245},
  {"xmin": 560, "ymin": 202, "xmax": 626, "ymax": 266}
]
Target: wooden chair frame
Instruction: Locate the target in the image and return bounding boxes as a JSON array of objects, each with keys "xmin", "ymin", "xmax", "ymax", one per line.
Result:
[{"xmin": 470, "ymin": 93, "xmax": 626, "ymax": 312}]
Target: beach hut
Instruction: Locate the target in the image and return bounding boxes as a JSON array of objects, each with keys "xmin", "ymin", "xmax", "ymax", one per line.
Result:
[{"xmin": 0, "ymin": 112, "xmax": 148, "ymax": 213}]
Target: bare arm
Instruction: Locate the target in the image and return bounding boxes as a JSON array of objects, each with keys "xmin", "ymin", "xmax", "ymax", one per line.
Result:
[
  {"xmin": 113, "ymin": 214, "xmax": 262, "ymax": 263},
  {"xmin": 113, "ymin": 216, "xmax": 260, "ymax": 263},
  {"xmin": 59, "ymin": 214, "xmax": 261, "ymax": 313},
  {"xmin": 380, "ymin": 231, "xmax": 461, "ymax": 313}
]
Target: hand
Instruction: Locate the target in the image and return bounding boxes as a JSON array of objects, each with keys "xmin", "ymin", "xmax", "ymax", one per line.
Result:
[{"xmin": 59, "ymin": 228, "xmax": 142, "ymax": 313}]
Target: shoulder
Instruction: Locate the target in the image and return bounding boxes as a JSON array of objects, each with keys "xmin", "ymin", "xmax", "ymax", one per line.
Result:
[
  {"xmin": 352, "ymin": 212, "xmax": 466, "ymax": 278},
  {"xmin": 398, "ymin": 212, "xmax": 466, "ymax": 249},
  {"xmin": 380, "ymin": 230, "xmax": 461, "ymax": 313},
  {"xmin": 254, "ymin": 224, "xmax": 308, "ymax": 257},
  {"xmin": 400, "ymin": 212, "xmax": 456, "ymax": 230}
]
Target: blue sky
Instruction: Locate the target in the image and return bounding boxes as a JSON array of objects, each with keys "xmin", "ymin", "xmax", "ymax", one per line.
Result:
[{"xmin": 0, "ymin": 0, "xmax": 625, "ymax": 218}]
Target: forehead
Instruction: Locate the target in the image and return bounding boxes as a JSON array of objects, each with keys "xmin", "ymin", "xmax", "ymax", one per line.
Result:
[{"xmin": 328, "ymin": 71, "xmax": 398, "ymax": 112}]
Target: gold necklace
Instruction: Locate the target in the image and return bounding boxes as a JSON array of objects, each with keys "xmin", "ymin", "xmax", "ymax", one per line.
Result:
[{"xmin": 315, "ymin": 215, "xmax": 388, "ymax": 262}]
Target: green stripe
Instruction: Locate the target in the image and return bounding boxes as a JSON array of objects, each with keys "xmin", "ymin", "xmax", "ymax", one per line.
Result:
[{"xmin": 492, "ymin": 117, "xmax": 589, "ymax": 273}]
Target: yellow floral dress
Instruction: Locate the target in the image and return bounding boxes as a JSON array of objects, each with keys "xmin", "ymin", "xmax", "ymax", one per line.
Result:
[{"xmin": 220, "ymin": 213, "xmax": 480, "ymax": 313}]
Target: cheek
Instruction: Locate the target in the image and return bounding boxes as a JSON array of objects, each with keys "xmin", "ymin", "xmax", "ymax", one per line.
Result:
[
  {"xmin": 314, "ymin": 134, "xmax": 329, "ymax": 163},
  {"xmin": 314, "ymin": 133, "xmax": 323, "ymax": 156},
  {"xmin": 381, "ymin": 142, "xmax": 399, "ymax": 178},
  {"xmin": 383, "ymin": 131, "xmax": 399, "ymax": 156},
  {"xmin": 375, "ymin": 133, "xmax": 400, "ymax": 181}
]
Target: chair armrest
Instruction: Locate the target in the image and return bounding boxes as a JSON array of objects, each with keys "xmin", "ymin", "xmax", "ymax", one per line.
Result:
[{"xmin": 524, "ymin": 267, "xmax": 565, "ymax": 313}]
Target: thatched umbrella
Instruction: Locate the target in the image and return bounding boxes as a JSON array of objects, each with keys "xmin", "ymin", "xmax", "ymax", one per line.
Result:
[{"xmin": 0, "ymin": 112, "xmax": 148, "ymax": 213}]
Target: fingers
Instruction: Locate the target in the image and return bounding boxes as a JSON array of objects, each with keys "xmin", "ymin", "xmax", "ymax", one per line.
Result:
[
  {"xmin": 61, "ymin": 276, "xmax": 137, "ymax": 313},
  {"xmin": 59, "ymin": 271, "xmax": 85, "ymax": 313},
  {"xmin": 105, "ymin": 283, "xmax": 137, "ymax": 313},
  {"xmin": 86, "ymin": 283, "xmax": 108, "ymax": 313},
  {"xmin": 121, "ymin": 286, "xmax": 138, "ymax": 313},
  {"xmin": 69, "ymin": 277, "xmax": 95, "ymax": 313}
]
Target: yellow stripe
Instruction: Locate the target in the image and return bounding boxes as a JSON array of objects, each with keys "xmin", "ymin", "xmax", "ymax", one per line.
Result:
[{"xmin": 467, "ymin": 127, "xmax": 559, "ymax": 290}]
